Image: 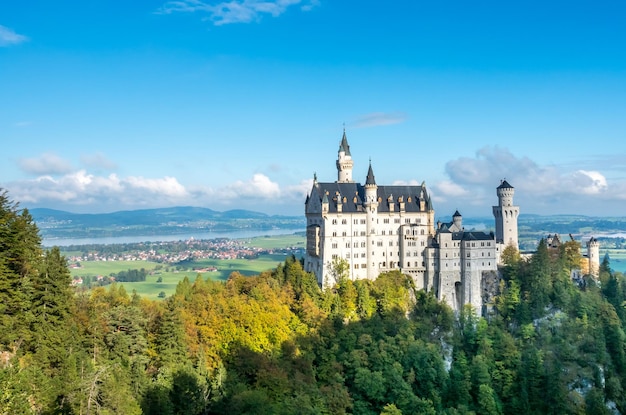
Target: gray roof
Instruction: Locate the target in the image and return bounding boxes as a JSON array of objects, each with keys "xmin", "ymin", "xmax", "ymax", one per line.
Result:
[
  {"xmin": 309, "ymin": 181, "xmax": 432, "ymax": 214},
  {"xmin": 365, "ymin": 163, "xmax": 376, "ymax": 185},
  {"xmin": 338, "ymin": 131, "xmax": 351, "ymax": 156},
  {"xmin": 497, "ymin": 179, "xmax": 514, "ymax": 189},
  {"xmin": 451, "ymin": 231, "xmax": 495, "ymax": 241}
]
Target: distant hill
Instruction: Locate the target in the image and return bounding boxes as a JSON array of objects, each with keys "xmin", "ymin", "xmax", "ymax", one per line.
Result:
[
  {"xmin": 29, "ymin": 207, "xmax": 626, "ymax": 245},
  {"xmin": 30, "ymin": 206, "xmax": 304, "ymax": 239}
]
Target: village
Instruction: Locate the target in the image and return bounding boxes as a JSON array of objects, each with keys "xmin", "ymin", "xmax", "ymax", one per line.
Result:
[{"xmin": 64, "ymin": 237, "xmax": 305, "ymax": 267}]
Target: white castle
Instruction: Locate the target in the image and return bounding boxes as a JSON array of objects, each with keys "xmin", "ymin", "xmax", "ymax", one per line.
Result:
[{"xmin": 304, "ymin": 131, "xmax": 520, "ymax": 312}]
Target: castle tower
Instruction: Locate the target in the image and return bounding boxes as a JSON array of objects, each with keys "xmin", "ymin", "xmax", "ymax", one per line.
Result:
[
  {"xmin": 336, "ymin": 130, "xmax": 353, "ymax": 183},
  {"xmin": 364, "ymin": 161, "xmax": 378, "ymax": 280},
  {"xmin": 493, "ymin": 179, "xmax": 520, "ymax": 251},
  {"xmin": 587, "ymin": 237, "xmax": 600, "ymax": 276},
  {"xmin": 452, "ymin": 210, "xmax": 462, "ymax": 231}
]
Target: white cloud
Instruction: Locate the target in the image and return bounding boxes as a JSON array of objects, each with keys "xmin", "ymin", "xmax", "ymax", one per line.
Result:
[
  {"xmin": 222, "ymin": 173, "xmax": 281, "ymax": 199},
  {"xmin": 0, "ymin": 25, "xmax": 28, "ymax": 46},
  {"xmin": 572, "ymin": 170, "xmax": 608, "ymax": 195},
  {"xmin": 80, "ymin": 152, "xmax": 118, "ymax": 171},
  {"xmin": 429, "ymin": 145, "xmax": 626, "ymax": 216},
  {"xmin": 284, "ymin": 178, "xmax": 314, "ymax": 199},
  {"xmin": 4, "ymin": 170, "xmax": 309, "ymax": 213},
  {"xmin": 434, "ymin": 180, "xmax": 469, "ymax": 197},
  {"xmin": 157, "ymin": 0, "xmax": 317, "ymax": 25},
  {"xmin": 18, "ymin": 153, "xmax": 73, "ymax": 175},
  {"xmin": 352, "ymin": 112, "xmax": 408, "ymax": 128}
]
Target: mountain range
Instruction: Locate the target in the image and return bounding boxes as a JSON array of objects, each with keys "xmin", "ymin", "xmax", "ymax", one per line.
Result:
[{"xmin": 30, "ymin": 206, "xmax": 305, "ymax": 239}]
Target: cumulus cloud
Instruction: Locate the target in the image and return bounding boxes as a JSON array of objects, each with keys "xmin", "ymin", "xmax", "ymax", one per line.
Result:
[
  {"xmin": 4, "ymin": 169, "xmax": 312, "ymax": 213},
  {"xmin": 431, "ymin": 145, "xmax": 626, "ymax": 216},
  {"xmin": 352, "ymin": 112, "xmax": 408, "ymax": 128},
  {"xmin": 157, "ymin": 0, "xmax": 317, "ymax": 25},
  {"xmin": 222, "ymin": 173, "xmax": 281, "ymax": 199},
  {"xmin": 80, "ymin": 152, "xmax": 118, "ymax": 171},
  {"xmin": 442, "ymin": 146, "xmax": 613, "ymax": 199},
  {"xmin": 434, "ymin": 180, "xmax": 469, "ymax": 197},
  {"xmin": 284, "ymin": 178, "xmax": 314, "ymax": 199},
  {"xmin": 0, "ymin": 25, "xmax": 28, "ymax": 46},
  {"xmin": 18, "ymin": 153, "xmax": 73, "ymax": 175}
]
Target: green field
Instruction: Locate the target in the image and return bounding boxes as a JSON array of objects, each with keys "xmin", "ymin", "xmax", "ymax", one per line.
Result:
[{"xmin": 69, "ymin": 234, "xmax": 305, "ymax": 300}]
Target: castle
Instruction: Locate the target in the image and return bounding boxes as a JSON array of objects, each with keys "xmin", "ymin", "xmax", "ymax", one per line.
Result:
[{"xmin": 304, "ymin": 131, "xmax": 520, "ymax": 312}]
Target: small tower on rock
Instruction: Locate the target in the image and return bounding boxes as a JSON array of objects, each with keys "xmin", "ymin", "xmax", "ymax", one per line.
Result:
[{"xmin": 493, "ymin": 179, "xmax": 520, "ymax": 251}]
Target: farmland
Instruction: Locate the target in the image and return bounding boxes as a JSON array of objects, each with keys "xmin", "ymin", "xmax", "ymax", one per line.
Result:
[{"xmin": 67, "ymin": 234, "xmax": 305, "ymax": 300}]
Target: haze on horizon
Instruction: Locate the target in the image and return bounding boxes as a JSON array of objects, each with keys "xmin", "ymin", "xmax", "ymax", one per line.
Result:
[{"xmin": 1, "ymin": 1, "xmax": 625, "ymax": 218}]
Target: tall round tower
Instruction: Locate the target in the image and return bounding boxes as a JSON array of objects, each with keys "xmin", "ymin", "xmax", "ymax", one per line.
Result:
[
  {"xmin": 587, "ymin": 237, "xmax": 600, "ymax": 276},
  {"xmin": 364, "ymin": 161, "xmax": 378, "ymax": 280},
  {"xmin": 493, "ymin": 179, "xmax": 520, "ymax": 251},
  {"xmin": 336, "ymin": 130, "xmax": 353, "ymax": 183}
]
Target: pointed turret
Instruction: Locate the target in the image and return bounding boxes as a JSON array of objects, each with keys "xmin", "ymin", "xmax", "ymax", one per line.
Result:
[
  {"xmin": 365, "ymin": 161, "xmax": 376, "ymax": 186},
  {"xmin": 452, "ymin": 210, "xmax": 462, "ymax": 230},
  {"xmin": 336, "ymin": 129, "xmax": 354, "ymax": 183},
  {"xmin": 338, "ymin": 130, "xmax": 351, "ymax": 156}
]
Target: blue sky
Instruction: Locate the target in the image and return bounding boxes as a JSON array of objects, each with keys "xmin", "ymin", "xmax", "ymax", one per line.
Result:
[{"xmin": 1, "ymin": 1, "xmax": 625, "ymax": 219}]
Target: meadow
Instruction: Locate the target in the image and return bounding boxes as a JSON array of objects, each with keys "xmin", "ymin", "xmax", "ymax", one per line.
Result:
[{"xmin": 69, "ymin": 235, "xmax": 304, "ymax": 300}]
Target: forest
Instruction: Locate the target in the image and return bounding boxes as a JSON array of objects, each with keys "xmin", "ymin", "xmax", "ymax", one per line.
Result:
[{"xmin": 2, "ymin": 189, "xmax": 626, "ymax": 415}]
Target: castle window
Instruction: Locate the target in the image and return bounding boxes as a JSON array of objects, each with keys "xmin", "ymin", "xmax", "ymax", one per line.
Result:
[
  {"xmin": 332, "ymin": 243, "xmax": 337, "ymax": 249},
  {"xmin": 346, "ymin": 243, "xmax": 350, "ymax": 248},
  {"xmin": 354, "ymin": 242, "xmax": 359, "ymax": 248},
  {"xmin": 342, "ymin": 232, "xmax": 347, "ymax": 237},
  {"xmin": 354, "ymin": 253, "xmax": 358, "ymax": 258},
  {"xmin": 332, "ymin": 254, "xmax": 337, "ymax": 259},
  {"xmin": 342, "ymin": 219, "xmax": 347, "ymax": 225},
  {"xmin": 395, "ymin": 218, "xmax": 400, "ymax": 223},
  {"xmin": 405, "ymin": 219, "xmax": 411, "ymax": 224},
  {"xmin": 332, "ymin": 219, "xmax": 337, "ymax": 224},
  {"xmin": 361, "ymin": 242, "xmax": 366, "ymax": 247},
  {"xmin": 389, "ymin": 241, "xmax": 393, "ymax": 246},
  {"xmin": 332, "ymin": 232, "xmax": 337, "ymax": 237},
  {"xmin": 361, "ymin": 219, "xmax": 366, "ymax": 224},
  {"xmin": 382, "ymin": 230, "xmax": 386, "ymax": 235},
  {"xmin": 467, "ymin": 253, "xmax": 470, "ymax": 258},
  {"xmin": 354, "ymin": 264, "xmax": 358, "ymax": 269},
  {"xmin": 384, "ymin": 218, "xmax": 389, "ymax": 224}
]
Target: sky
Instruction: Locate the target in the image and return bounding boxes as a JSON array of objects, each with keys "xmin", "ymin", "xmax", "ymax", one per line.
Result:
[{"xmin": 1, "ymin": 1, "xmax": 625, "ymax": 219}]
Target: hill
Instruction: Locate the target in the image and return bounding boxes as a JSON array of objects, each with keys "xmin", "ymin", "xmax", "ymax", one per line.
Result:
[{"xmin": 30, "ymin": 206, "xmax": 304, "ymax": 239}]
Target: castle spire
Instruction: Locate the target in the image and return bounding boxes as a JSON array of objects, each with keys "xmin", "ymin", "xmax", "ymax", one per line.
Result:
[
  {"xmin": 365, "ymin": 159, "xmax": 376, "ymax": 186},
  {"xmin": 336, "ymin": 130, "xmax": 354, "ymax": 183}
]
